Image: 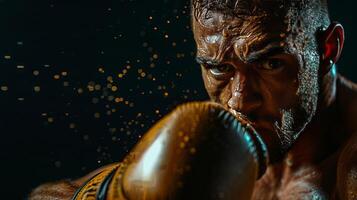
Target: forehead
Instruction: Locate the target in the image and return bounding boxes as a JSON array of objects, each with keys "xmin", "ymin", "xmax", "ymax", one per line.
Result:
[{"xmin": 192, "ymin": 10, "xmax": 289, "ymax": 62}]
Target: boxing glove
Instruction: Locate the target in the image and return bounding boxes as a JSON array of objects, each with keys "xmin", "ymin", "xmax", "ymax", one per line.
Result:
[{"xmin": 72, "ymin": 101, "xmax": 269, "ymax": 200}]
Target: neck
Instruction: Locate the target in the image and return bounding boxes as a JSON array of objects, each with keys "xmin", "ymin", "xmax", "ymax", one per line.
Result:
[
  {"xmin": 262, "ymin": 106, "xmax": 338, "ymax": 182},
  {"xmin": 268, "ymin": 85, "xmax": 340, "ymax": 178},
  {"xmin": 284, "ymin": 106, "xmax": 337, "ymax": 168}
]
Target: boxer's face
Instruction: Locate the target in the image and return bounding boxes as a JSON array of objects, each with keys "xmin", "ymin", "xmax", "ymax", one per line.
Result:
[{"xmin": 192, "ymin": 9, "xmax": 320, "ymax": 161}]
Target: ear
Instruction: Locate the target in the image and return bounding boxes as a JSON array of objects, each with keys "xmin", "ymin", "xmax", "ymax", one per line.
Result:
[{"xmin": 318, "ymin": 22, "xmax": 345, "ymax": 75}]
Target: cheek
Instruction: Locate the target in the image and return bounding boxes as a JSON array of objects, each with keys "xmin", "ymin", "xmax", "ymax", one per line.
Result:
[
  {"xmin": 271, "ymin": 79, "xmax": 299, "ymax": 110},
  {"xmin": 260, "ymin": 68, "xmax": 300, "ymax": 111}
]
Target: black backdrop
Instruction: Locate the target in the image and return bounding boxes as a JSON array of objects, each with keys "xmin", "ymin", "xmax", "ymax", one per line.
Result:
[{"xmin": 0, "ymin": 0, "xmax": 355, "ymax": 199}]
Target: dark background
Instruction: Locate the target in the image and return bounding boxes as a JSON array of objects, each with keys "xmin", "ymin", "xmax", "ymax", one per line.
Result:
[{"xmin": 0, "ymin": 0, "xmax": 355, "ymax": 199}]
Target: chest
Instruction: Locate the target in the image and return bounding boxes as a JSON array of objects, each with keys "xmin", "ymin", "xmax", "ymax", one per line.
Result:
[{"xmin": 251, "ymin": 166, "xmax": 337, "ymax": 200}]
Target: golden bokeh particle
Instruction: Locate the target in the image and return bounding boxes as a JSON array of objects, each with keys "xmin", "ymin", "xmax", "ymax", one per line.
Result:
[
  {"xmin": 190, "ymin": 148, "xmax": 196, "ymax": 154},
  {"xmin": 94, "ymin": 112, "xmax": 101, "ymax": 118},
  {"xmin": 33, "ymin": 70, "xmax": 40, "ymax": 76},
  {"xmin": 69, "ymin": 123, "xmax": 76, "ymax": 129},
  {"xmin": 1, "ymin": 86, "xmax": 8, "ymax": 91},
  {"xmin": 107, "ymin": 76, "xmax": 113, "ymax": 82},
  {"xmin": 94, "ymin": 84, "xmax": 101, "ymax": 91},
  {"xmin": 180, "ymin": 142, "xmax": 185, "ymax": 148},
  {"xmin": 98, "ymin": 67, "xmax": 105, "ymax": 73},
  {"xmin": 77, "ymin": 88, "xmax": 83, "ymax": 94},
  {"xmin": 48, "ymin": 117, "xmax": 54, "ymax": 123},
  {"xmin": 111, "ymin": 85, "xmax": 118, "ymax": 92},
  {"xmin": 34, "ymin": 86, "xmax": 41, "ymax": 92},
  {"xmin": 87, "ymin": 85, "xmax": 94, "ymax": 92}
]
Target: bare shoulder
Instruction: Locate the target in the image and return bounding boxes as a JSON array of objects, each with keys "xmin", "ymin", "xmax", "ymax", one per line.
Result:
[
  {"xmin": 334, "ymin": 76, "xmax": 357, "ymax": 199},
  {"xmin": 28, "ymin": 163, "xmax": 118, "ymax": 200},
  {"xmin": 336, "ymin": 132, "xmax": 357, "ymax": 200}
]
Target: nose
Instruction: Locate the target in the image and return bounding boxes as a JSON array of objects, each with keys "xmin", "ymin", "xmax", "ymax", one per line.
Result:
[{"xmin": 227, "ymin": 71, "xmax": 263, "ymax": 115}]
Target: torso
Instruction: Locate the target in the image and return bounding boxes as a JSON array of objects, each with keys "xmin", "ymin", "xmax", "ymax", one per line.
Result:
[{"xmin": 252, "ymin": 152, "xmax": 340, "ymax": 199}]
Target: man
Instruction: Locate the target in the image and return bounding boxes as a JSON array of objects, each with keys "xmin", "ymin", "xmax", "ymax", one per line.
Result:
[
  {"xmin": 29, "ymin": 0, "xmax": 357, "ymax": 199},
  {"xmin": 191, "ymin": 0, "xmax": 356, "ymax": 199}
]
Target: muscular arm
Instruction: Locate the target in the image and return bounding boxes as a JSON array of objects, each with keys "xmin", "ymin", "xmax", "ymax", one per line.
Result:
[{"xmin": 28, "ymin": 163, "xmax": 118, "ymax": 200}]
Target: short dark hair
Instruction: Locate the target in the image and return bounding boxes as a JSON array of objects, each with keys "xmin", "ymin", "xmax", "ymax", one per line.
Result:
[{"xmin": 191, "ymin": 0, "xmax": 329, "ymax": 24}]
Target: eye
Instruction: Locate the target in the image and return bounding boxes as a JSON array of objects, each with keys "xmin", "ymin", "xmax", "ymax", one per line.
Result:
[
  {"xmin": 259, "ymin": 58, "xmax": 285, "ymax": 71},
  {"xmin": 204, "ymin": 64, "xmax": 235, "ymax": 77}
]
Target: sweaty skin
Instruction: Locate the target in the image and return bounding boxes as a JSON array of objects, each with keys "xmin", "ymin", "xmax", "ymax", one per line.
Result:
[
  {"xmin": 29, "ymin": 1, "xmax": 357, "ymax": 200},
  {"xmin": 192, "ymin": 2, "xmax": 357, "ymax": 199}
]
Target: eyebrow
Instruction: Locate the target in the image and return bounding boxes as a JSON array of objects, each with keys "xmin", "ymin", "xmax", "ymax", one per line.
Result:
[
  {"xmin": 245, "ymin": 42, "xmax": 285, "ymax": 63},
  {"xmin": 195, "ymin": 42, "xmax": 285, "ymax": 66}
]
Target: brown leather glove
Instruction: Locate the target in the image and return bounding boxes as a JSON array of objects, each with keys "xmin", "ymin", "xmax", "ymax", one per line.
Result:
[{"xmin": 72, "ymin": 102, "xmax": 269, "ymax": 200}]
